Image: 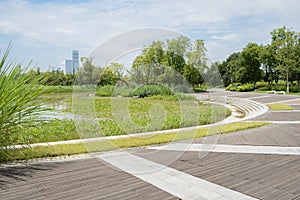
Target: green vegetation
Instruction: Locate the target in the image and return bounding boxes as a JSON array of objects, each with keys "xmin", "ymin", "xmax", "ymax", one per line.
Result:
[
  {"xmin": 267, "ymin": 103, "xmax": 294, "ymax": 110},
  {"xmin": 1, "ymin": 94, "xmax": 229, "ymax": 147},
  {"xmin": 219, "ymin": 26, "xmax": 300, "ymax": 93},
  {"xmin": 0, "ymin": 47, "xmax": 47, "ymax": 150},
  {"xmin": 0, "ymin": 121, "xmax": 269, "ymax": 163},
  {"xmin": 132, "ymin": 84, "xmax": 173, "ymax": 97}
]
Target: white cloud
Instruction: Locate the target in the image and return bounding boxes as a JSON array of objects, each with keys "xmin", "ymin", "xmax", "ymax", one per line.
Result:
[
  {"xmin": 211, "ymin": 34, "xmax": 240, "ymax": 41},
  {"xmin": 1, "ymin": 0, "xmax": 300, "ymax": 69}
]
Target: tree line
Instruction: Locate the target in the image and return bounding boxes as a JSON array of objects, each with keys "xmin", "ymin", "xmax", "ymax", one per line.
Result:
[
  {"xmin": 218, "ymin": 26, "xmax": 300, "ymax": 93},
  {"xmin": 26, "ymin": 26, "xmax": 300, "ymax": 93}
]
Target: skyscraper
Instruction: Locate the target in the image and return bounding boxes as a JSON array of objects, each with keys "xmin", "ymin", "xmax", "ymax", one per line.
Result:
[
  {"xmin": 63, "ymin": 50, "xmax": 79, "ymax": 74},
  {"xmin": 72, "ymin": 50, "xmax": 79, "ymax": 74},
  {"xmin": 64, "ymin": 59, "xmax": 73, "ymax": 74}
]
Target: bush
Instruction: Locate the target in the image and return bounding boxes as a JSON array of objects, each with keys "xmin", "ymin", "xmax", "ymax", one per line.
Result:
[
  {"xmin": 237, "ymin": 83, "xmax": 255, "ymax": 92},
  {"xmin": 193, "ymin": 87, "xmax": 207, "ymax": 93},
  {"xmin": 132, "ymin": 84, "xmax": 173, "ymax": 98},
  {"xmin": 96, "ymin": 85, "xmax": 134, "ymax": 97},
  {"xmin": 289, "ymin": 86, "xmax": 300, "ymax": 93},
  {"xmin": 0, "ymin": 46, "xmax": 47, "ymax": 149},
  {"xmin": 225, "ymin": 83, "xmax": 241, "ymax": 91},
  {"xmin": 113, "ymin": 86, "xmax": 133, "ymax": 97},
  {"xmin": 96, "ymin": 85, "xmax": 115, "ymax": 97},
  {"xmin": 256, "ymin": 81, "xmax": 269, "ymax": 89},
  {"xmin": 42, "ymin": 86, "xmax": 73, "ymax": 94}
]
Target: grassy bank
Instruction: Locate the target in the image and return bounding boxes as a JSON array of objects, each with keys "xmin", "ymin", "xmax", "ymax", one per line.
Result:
[{"xmin": 0, "ymin": 121, "xmax": 270, "ymax": 163}]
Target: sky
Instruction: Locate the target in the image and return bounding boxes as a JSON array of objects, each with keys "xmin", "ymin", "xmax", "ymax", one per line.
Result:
[{"xmin": 1, "ymin": 0, "xmax": 300, "ymax": 71}]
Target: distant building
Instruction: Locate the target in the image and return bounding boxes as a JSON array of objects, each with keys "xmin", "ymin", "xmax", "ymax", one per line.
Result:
[
  {"xmin": 61, "ymin": 50, "xmax": 80, "ymax": 74},
  {"xmin": 64, "ymin": 59, "xmax": 73, "ymax": 74},
  {"xmin": 72, "ymin": 50, "xmax": 79, "ymax": 73},
  {"xmin": 49, "ymin": 66, "xmax": 63, "ymax": 72}
]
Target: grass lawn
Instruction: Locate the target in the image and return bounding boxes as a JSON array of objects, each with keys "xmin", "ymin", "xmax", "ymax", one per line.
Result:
[
  {"xmin": 267, "ymin": 103, "xmax": 294, "ymax": 110},
  {"xmin": 10, "ymin": 93, "xmax": 231, "ymax": 145}
]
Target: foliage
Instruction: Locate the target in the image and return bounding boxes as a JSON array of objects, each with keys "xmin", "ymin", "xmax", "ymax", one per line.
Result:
[
  {"xmin": 98, "ymin": 63, "xmax": 124, "ymax": 86},
  {"xmin": 28, "ymin": 68, "xmax": 75, "ymax": 86},
  {"xmin": 270, "ymin": 26, "xmax": 300, "ymax": 93},
  {"xmin": 132, "ymin": 84, "xmax": 173, "ymax": 97},
  {"xmin": 237, "ymin": 83, "xmax": 255, "ymax": 92},
  {"xmin": 17, "ymin": 119, "xmax": 77, "ymax": 144},
  {"xmin": 219, "ymin": 26, "xmax": 300, "ymax": 91},
  {"xmin": 131, "ymin": 37, "xmax": 208, "ymax": 88},
  {"xmin": 96, "ymin": 85, "xmax": 133, "ymax": 97},
  {"xmin": 96, "ymin": 85, "xmax": 115, "ymax": 97},
  {"xmin": 42, "ymin": 85, "xmax": 73, "ymax": 93},
  {"xmin": 218, "ymin": 52, "xmax": 242, "ymax": 86},
  {"xmin": 77, "ymin": 57, "xmax": 102, "ymax": 85},
  {"xmin": 225, "ymin": 83, "xmax": 241, "ymax": 91},
  {"xmin": 193, "ymin": 86, "xmax": 207, "ymax": 93},
  {"xmin": 0, "ymin": 46, "xmax": 48, "ymax": 149},
  {"xmin": 240, "ymin": 42, "xmax": 262, "ymax": 85}
]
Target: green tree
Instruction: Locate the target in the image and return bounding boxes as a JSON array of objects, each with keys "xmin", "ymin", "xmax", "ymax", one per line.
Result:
[
  {"xmin": 185, "ymin": 39, "xmax": 207, "ymax": 86},
  {"xmin": 131, "ymin": 41, "xmax": 166, "ymax": 85},
  {"xmin": 259, "ymin": 44, "xmax": 277, "ymax": 87},
  {"xmin": 240, "ymin": 42, "xmax": 262, "ymax": 86},
  {"xmin": 271, "ymin": 27, "xmax": 299, "ymax": 93},
  {"xmin": 218, "ymin": 52, "xmax": 242, "ymax": 86},
  {"xmin": 98, "ymin": 63, "xmax": 124, "ymax": 86},
  {"xmin": 204, "ymin": 62, "xmax": 223, "ymax": 87},
  {"xmin": 77, "ymin": 57, "xmax": 101, "ymax": 85},
  {"xmin": 167, "ymin": 35, "xmax": 191, "ymax": 57}
]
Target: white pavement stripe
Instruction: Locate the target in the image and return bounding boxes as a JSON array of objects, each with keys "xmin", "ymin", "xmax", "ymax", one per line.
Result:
[
  {"xmin": 98, "ymin": 152, "xmax": 257, "ymax": 200},
  {"xmin": 261, "ymin": 121, "xmax": 300, "ymax": 124},
  {"xmin": 148, "ymin": 144, "xmax": 300, "ymax": 155},
  {"xmin": 266, "ymin": 98, "xmax": 300, "ymax": 104},
  {"xmin": 246, "ymin": 96, "xmax": 269, "ymax": 100},
  {"xmin": 271, "ymin": 110, "xmax": 300, "ymax": 112}
]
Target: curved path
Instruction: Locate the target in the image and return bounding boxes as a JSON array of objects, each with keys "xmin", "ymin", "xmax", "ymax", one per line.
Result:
[{"xmin": 1, "ymin": 92, "xmax": 300, "ymax": 200}]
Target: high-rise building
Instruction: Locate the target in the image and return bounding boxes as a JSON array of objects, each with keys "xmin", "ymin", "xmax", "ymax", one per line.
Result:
[
  {"xmin": 64, "ymin": 59, "xmax": 73, "ymax": 74},
  {"xmin": 62, "ymin": 50, "xmax": 80, "ymax": 74},
  {"xmin": 72, "ymin": 50, "xmax": 79, "ymax": 74}
]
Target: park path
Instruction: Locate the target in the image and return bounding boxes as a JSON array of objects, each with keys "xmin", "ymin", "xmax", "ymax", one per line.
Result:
[{"xmin": 1, "ymin": 92, "xmax": 300, "ymax": 199}]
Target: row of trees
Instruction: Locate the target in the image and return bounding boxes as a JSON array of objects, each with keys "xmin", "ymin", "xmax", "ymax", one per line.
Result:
[
  {"xmin": 27, "ymin": 26, "xmax": 300, "ymax": 93},
  {"xmin": 33, "ymin": 36, "xmax": 211, "ymax": 89},
  {"xmin": 27, "ymin": 59, "xmax": 125, "ymax": 86},
  {"xmin": 130, "ymin": 36, "xmax": 210, "ymax": 88},
  {"xmin": 218, "ymin": 27, "xmax": 300, "ymax": 93}
]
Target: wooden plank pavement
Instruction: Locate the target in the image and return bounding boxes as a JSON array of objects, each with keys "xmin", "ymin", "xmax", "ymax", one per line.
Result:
[{"xmin": 0, "ymin": 93, "xmax": 300, "ymax": 199}]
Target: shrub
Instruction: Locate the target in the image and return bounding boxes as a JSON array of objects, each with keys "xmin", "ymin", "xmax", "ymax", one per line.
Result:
[
  {"xmin": 132, "ymin": 84, "xmax": 173, "ymax": 98},
  {"xmin": 96, "ymin": 85, "xmax": 115, "ymax": 97},
  {"xmin": 237, "ymin": 83, "xmax": 255, "ymax": 92},
  {"xmin": 0, "ymin": 46, "xmax": 47, "ymax": 149},
  {"xmin": 289, "ymin": 86, "xmax": 300, "ymax": 93},
  {"xmin": 256, "ymin": 81, "xmax": 269, "ymax": 89},
  {"xmin": 225, "ymin": 83, "xmax": 241, "ymax": 91},
  {"xmin": 193, "ymin": 87, "xmax": 207, "ymax": 93},
  {"xmin": 112, "ymin": 86, "xmax": 133, "ymax": 97},
  {"xmin": 42, "ymin": 86, "xmax": 73, "ymax": 94}
]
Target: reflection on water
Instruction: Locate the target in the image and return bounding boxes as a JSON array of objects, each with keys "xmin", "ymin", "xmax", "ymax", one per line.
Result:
[{"xmin": 39, "ymin": 102, "xmax": 74, "ymax": 120}]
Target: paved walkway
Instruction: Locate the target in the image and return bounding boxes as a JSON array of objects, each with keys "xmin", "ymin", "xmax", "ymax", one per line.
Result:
[{"xmin": 1, "ymin": 92, "xmax": 300, "ymax": 199}]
